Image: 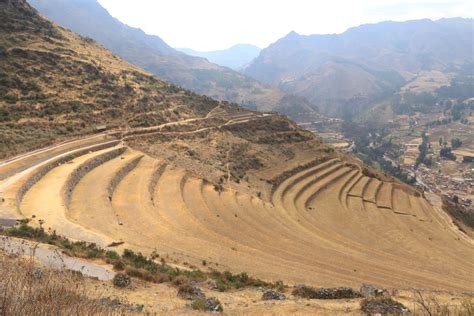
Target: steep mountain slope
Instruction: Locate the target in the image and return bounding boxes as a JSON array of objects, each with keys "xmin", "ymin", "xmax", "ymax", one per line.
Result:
[
  {"xmin": 28, "ymin": 0, "xmax": 319, "ymax": 120},
  {"xmin": 178, "ymin": 44, "xmax": 261, "ymax": 70},
  {"xmin": 242, "ymin": 19, "xmax": 473, "ymax": 116},
  {"xmin": 1, "ymin": 0, "xmax": 473, "ymax": 297},
  {"xmin": 0, "ymin": 0, "xmax": 222, "ymax": 157}
]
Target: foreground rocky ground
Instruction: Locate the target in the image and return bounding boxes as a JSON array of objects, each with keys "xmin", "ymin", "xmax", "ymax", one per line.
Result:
[{"xmin": 1, "ymin": 242, "xmax": 472, "ymax": 315}]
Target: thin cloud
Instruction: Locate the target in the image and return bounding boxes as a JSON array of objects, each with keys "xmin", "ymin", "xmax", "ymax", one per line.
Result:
[{"xmin": 98, "ymin": 0, "xmax": 473, "ymax": 51}]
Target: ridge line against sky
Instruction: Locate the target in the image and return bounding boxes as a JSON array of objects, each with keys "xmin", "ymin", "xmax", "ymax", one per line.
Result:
[{"xmin": 97, "ymin": 0, "xmax": 473, "ymax": 51}]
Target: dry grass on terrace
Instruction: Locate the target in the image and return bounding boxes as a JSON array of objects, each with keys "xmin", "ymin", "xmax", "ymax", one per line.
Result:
[{"xmin": 0, "ymin": 252, "xmax": 130, "ymax": 315}]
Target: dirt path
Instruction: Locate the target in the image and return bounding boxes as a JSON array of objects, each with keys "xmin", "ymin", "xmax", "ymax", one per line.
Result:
[
  {"xmin": 0, "ymin": 236, "xmax": 115, "ymax": 281},
  {"xmin": 0, "ymin": 134, "xmax": 114, "ymax": 180}
]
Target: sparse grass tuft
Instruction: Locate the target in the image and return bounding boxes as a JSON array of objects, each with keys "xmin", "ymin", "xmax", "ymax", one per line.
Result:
[
  {"xmin": 413, "ymin": 290, "xmax": 473, "ymax": 316},
  {"xmin": 0, "ymin": 253, "xmax": 134, "ymax": 314}
]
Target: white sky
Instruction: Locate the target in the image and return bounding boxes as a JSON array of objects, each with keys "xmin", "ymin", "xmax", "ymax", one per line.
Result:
[{"xmin": 97, "ymin": 0, "xmax": 473, "ymax": 51}]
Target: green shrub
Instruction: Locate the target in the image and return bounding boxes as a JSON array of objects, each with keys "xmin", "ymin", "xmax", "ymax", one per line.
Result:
[
  {"xmin": 4, "ymin": 93, "xmax": 18, "ymax": 104},
  {"xmin": 2, "ymin": 223, "xmax": 282, "ymax": 290},
  {"xmin": 105, "ymin": 250, "xmax": 120, "ymax": 260},
  {"xmin": 112, "ymin": 260, "xmax": 125, "ymax": 271}
]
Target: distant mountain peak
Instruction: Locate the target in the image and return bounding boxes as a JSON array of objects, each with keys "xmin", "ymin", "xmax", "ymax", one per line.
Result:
[
  {"xmin": 285, "ymin": 31, "xmax": 300, "ymax": 38},
  {"xmin": 243, "ymin": 18, "xmax": 473, "ymax": 117}
]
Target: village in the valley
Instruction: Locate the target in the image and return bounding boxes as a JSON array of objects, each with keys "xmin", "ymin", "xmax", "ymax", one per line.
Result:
[
  {"xmin": 395, "ymin": 113, "xmax": 473, "ymax": 208},
  {"xmin": 300, "ymin": 109, "xmax": 474, "ymax": 209}
]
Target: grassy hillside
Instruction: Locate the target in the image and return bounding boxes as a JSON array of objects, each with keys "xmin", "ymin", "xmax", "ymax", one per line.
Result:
[
  {"xmin": 0, "ymin": 0, "xmax": 234, "ymax": 157},
  {"xmin": 0, "ymin": 0, "xmax": 325, "ymax": 161}
]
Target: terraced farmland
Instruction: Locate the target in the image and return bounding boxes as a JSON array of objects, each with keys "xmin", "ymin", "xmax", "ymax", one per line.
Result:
[
  {"xmin": 1, "ymin": 1, "xmax": 471, "ymax": 309},
  {"xmin": 0, "ymin": 130, "xmax": 472, "ymax": 293}
]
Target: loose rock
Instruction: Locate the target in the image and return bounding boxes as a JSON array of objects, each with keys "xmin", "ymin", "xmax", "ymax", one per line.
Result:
[
  {"xmin": 292, "ymin": 285, "xmax": 362, "ymax": 299},
  {"xmin": 112, "ymin": 273, "xmax": 131, "ymax": 288},
  {"xmin": 361, "ymin": 297, "xmax": 410, "ymax": 315},
  {"xmin": 360, "ymin": 283, "xmax": 389, "ymax": 298},
  {"xmin": 177, "ymin": 285, "xmax": 205, "ymax": 300},
  {"xmin": 262, "ymin": 289, "xmax": 286, "ymax": 301}
]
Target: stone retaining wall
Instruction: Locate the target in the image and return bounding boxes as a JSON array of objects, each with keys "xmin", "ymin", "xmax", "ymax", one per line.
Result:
[
  {"xmin": 269, "ymin": 157, "xmax": 334, "ymax": 197},
  {"xmin": 15, "ymin": 141, "xmax": 120, "ymax": 210},
  {"xmin": 107, "ymin": 155, "xmax": 143, "ymax": 201},
  {"xmin": 63, "ymin": 147, "xmax": 127, "ymax": 208},
  {"xmin": 149, "ymin": 163, "xmax": 167, "ymax": 206}
]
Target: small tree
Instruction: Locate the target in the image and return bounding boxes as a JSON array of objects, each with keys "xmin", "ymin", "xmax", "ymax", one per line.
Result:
[
  {"xmin": 440, "ymin": 147, "xmax": 456, "ymax": 160},
  {"xmin": 452, "ymin": 195, "xmax": 459, "ymax": 204},
  {"xmin": 451, "ymin": 138, "xmax": 462, "ymax": 149}
]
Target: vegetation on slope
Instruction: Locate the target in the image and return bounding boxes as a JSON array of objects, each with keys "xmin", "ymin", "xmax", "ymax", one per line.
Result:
[
  {"xmin": 0, "ymin": 0, "xmax": 240, "ymax": 158},
  {"xmin": 0, "ymin": 252, "xmax": 139, "ymax": 314},
  {"xmin": 1, "ymin": 220, "xmax": 286, "ymax": 292}
]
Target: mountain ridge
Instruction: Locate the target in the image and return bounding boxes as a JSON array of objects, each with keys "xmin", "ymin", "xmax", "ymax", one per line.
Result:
[
  {"xmin": 242, "ymin": 18, "xmax": 473, "ymax": 117},
  {"xmin": 29, "ymin": 0, "xmax": 320, "ymax": 121}
]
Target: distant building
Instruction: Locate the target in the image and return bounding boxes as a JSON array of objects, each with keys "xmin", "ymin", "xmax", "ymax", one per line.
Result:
[
  {"xmin": 463, "ymin": 155, "xmax": 474, "ymax": 163},
  {"xmin": 453, "ymin": 150, "xmax": 474, "ymax": 163},
  {"xmin": 95, "ymin": 125, "xmax": 107, "ymax": 132}
]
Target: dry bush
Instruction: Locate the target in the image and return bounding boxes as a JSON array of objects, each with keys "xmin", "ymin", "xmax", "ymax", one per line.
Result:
[
  {"xmin": 0, "ymin": 253, "xmax": 130, "ymax": 315},
  {"xmin": 360, "ymin": 297, "xmax": 409, "ymax": 315},
  {"xmin": 413, "ymin": 290, "xmax": 473, "ymax": 316},
  {"xmin": 292, "ymin": 285, "xmax": 361, "ymax": 299}
]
